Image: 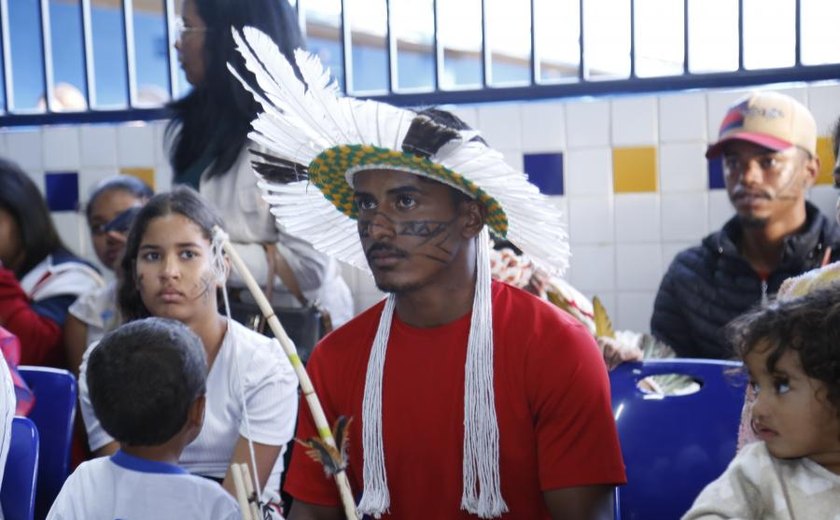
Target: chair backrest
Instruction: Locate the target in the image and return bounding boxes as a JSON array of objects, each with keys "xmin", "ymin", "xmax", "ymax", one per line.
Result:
[
  {"xmin": 610, "ymin": 359, "xmax": 747, "ymax": 520},
  {"xmin": 1, "ymin": 416, "xmax": 40, "ymax": 520},
  {"xmin": 18, "ymin": 366, "xmax": 76, "ymax": 520}
]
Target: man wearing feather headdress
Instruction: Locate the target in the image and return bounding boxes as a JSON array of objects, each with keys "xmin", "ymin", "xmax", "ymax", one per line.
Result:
[{"xmin": 231, "ymin": 28, "xmax": 625, "ymax": 520}]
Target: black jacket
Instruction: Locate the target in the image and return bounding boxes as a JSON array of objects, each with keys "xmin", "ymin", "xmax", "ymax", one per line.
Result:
[{"xmin": 651, "ymin": 202, "xmax": 840, "ymax": 359}]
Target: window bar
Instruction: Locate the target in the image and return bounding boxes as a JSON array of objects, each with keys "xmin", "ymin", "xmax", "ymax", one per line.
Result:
[
  {"xmin": 432, "ymin": 0, "xmax": 442, "ymax": 91},
  {"xmin": 340, "ymin": 0, "xmax": 352, "ymax": 94},
  {"xmin": 80, "ymin": 0, "xmax": 96, "ymax": 109},
  {"xmin": 121, "ymin": 0, "xmax": 138, "ymax": 107},
  {"xmin": 38, "ymin": 0, "xmax": 55, "ymax": 112},
  {"xmin": 0, "ymin": 0, "xmax": 12, "ymax": 112},
  {"xmin": 629, "ymin": 0, "xmax": 636, "ymax": 78},
  {"xmin": 480, "ymin": 0, "xmax": 491, "ymax": 87},
  {"xmin": 578, "ymin": 0, "xmax": 585, "ymax": 80},
  {"xmin": 385, "ymin": 0, "xmax": 396, "ymax": 93},
  {"xmin": 737, "ymin": 0, "xmax": 744, "ymax": 70},
  {"xmin": 794, "ymin": 0, "xmax": 801, "ymax": 66},
  {"xmin": 682, "ymin": 0, "xmax": 689, "ymax": 74},
  {"xmin": 164, "ymin": 0, "xmax": 178, "ymax": 100},
  {"xmin": 529, "ymin": 0, "xmax": 538, "ymax": 85}
]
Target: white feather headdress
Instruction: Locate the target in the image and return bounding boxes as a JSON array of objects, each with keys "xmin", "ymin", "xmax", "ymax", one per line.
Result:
[{"xmin": 232, "ymin": 26, "xmax": 570, "ymax": 518}]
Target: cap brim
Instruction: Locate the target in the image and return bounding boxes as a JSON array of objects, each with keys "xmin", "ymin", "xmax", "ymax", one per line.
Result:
[{"xmin": 705, "ymin": 132, "xmax": 794, "ymax": 159}]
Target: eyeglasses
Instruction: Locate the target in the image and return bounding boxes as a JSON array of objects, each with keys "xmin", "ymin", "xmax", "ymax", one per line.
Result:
[{"xmin": 173, "ymin": 19, "xmax": 209, "ymax": 41}]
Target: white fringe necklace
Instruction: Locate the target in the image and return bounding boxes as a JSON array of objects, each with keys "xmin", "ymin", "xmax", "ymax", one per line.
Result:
[{"xmin": 358, "ymin": 227, "xmax": 508, "ymax": 518}]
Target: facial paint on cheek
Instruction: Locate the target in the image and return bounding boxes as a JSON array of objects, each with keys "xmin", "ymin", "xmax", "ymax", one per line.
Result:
[{"xmin": 191, "ymin": 273, "xmax": 215, "ymax": 302}]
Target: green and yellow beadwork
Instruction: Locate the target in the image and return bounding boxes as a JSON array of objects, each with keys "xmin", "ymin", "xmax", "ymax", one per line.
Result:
[{"xmin": 308, "ymin": 144, "xmax": 509, "ymax": 237}]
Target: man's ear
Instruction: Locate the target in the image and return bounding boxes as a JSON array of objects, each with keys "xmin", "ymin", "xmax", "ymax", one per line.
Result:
[
  {"xmin": 188, "ymin": 394, "xmax": 206, "ymax": 430},
  {"xmin": 803, "ymin": 154, "xmax": 820, "ymax": 188},
  {"xmin": 461, "ymin": 199, "xmax": 486, "ymax": 238}
]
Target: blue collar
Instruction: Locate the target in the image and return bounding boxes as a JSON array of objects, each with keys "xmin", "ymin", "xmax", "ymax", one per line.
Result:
[{"xmin": 110, "ymin": 450, "xmax": 188, "ymax": 475}]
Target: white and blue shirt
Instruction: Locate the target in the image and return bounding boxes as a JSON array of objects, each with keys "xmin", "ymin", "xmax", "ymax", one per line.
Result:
[{"xmin": 46, "ymin": 450, "xmax": 240, "ymax": 520}]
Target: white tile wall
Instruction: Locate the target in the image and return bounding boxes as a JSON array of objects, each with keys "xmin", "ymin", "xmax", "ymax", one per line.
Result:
[
  {"xmin": 809, "ymin": 83, "xmax": 840, "ymax": 134},
  {"xmin": 659, "ymin": 92, "xmax": 707, "ymax": 142},
  {"xmin": 117, "ymin": 123, "xmax": 156, "ymax": 167},
  {"xmin": 520, "ymin": 100, "xmax": 566, "ymax": 152},
  {"xmin": 478, "ymin": 103, "xmax": 522, "ymax": 150},
  {"xmin": 611, "ymin": 95, "xmax": 657, "ymax": 146},
  {"xmin": 568, "ymin": 196, "xmax": 615, "ymax": 244},
  {"xmin": 564, "ymin": 148, "xmax": 613, "ymax": 196},
  {"xmin": 614, "ymin": 193, "xmax": 661, "ymax": 243},
  {"xmin": 567, "ymin": 244, "xmax": 615, "ymax": 292},
  {"xmin": 43, "ymin": 126, "xmax": 80, "ymax": 171},
  {"xmin": 659, "ymin": 142, "xmax": 708, "ymax": 193},
  {"xmin": 12, "ymin": 79, "xmax": 840, "ymax": 335},
  {"xmin": 6, "ymin": 129, "xmax": 43, "ymax": 172},
  {"xmin": 661, "ymin": 192, "xmax": 709, "ymax": 242},
  {"xmin": 616, "ymin": 291, "xmax": 656, "ymax": 333},
  {"xmin": 616, "ymin": 243, "xmax": 664, "ymax": 291},
  {"xmin": 566, "ymin": 99, "xmax": 610, "ymax": 148},
  {"xmin": 80, "ymin": 125, "xmax": 119, "ymax": 169}
]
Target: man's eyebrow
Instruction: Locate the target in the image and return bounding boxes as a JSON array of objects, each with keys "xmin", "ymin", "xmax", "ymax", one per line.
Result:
[
  {"xmin": 386, "ymin": 185, "xmax": 423, "ymax": 196},
  {"xmin": 354, "ymin": 185, "xmax": 424, "ymax": 197}
]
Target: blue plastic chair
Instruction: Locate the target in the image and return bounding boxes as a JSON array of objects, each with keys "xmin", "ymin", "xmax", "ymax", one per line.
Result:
[
  {"xmin": 610, "ymin": 359, "xmax": 747, "ymax": 520},
  {"xmin": 1, "ymin": 416, "xmax": 40, "ymax": 520},
  {"xmin": 18, "ymin": 366, "xmax": 76, "ymax": 520}
]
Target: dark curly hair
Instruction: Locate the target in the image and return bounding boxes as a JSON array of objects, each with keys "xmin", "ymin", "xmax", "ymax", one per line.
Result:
[
  {"xmin": 87, "ymin": 317, "xmax": 207, "ymax": 446},
  {"xmin": 728, "ymin": 286, "xmax": 840, "ymax": 419}
]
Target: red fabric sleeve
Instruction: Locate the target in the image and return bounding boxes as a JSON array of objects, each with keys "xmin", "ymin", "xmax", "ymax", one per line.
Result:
[
  {"xmin": 0, "ymin": 268, "xmax": 64, "ymax": 367},
  {"xmin": 526, "ymin": 314, "xmax": 627, "ymax": 490}
]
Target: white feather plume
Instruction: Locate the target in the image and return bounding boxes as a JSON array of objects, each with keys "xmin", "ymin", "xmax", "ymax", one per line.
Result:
[{"xmin": 235, "ymin": 26, "xmax": 569, "ymax": 276}]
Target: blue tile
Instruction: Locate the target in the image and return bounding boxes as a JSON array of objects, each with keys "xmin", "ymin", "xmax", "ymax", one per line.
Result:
[
  {"xmin": 524, "ymin": 152, "xmax": 564, "ymax": 195},
  {"xmin": 45, "ymin": 171, "xmax": 79, "ymax": 212},
  {"xmin": 707, "ymin": 159, "xmax": 725, "ymax": 190}
]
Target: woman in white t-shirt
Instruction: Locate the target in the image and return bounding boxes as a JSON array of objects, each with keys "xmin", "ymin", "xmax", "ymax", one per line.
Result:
[{"xmin": 78, "ymin": 186, "xmax": 298, "ymax": 503}]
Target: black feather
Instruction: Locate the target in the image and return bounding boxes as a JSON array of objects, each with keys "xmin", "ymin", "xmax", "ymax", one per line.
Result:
[
  {"xmin": 249, "ymin": 149, "xmax": 309, "ymax": 183},
  {"xmin": 401, "ymin": 114, "xmax": 461, "ymax": 158}
]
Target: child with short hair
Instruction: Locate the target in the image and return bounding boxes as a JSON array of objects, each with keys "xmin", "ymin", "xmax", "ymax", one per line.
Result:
[
  {"xmin": 682, "ymin": 287, "xmax": 840, "ymax": 519},
  {"xmin": 47, "ymin": 317, "xmax": 240, "ymax": 519}
]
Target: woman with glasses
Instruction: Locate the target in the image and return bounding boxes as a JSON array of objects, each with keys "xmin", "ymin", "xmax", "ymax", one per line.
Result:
[
  {"xmin": 0, "ymin": 159, "xmax": 104, "ymax": 368},
  {"xmin": 167, "ymin": 0, "xmax": 354, "ymax": 332},
  {"xmin": 64, "ymin": 175, "xmax": 153, "ymax": 377}
]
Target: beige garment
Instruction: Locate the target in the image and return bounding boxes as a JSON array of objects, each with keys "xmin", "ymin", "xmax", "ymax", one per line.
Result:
[{"xmin": 682, "ymin": 442, "xmax": 840, "ymax": 520}]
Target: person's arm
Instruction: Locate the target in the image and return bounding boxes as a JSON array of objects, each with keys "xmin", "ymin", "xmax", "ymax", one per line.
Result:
[
  {"xmin": 287, "ymin": 501, "xmax": 344, "ymax": 520},
  {"xmin": 0, "ymin": 267, "xmax": 66, "ymax": 366},
  {"xmin": 63, "ymin": 314, "xmax": 88, "ymax": 378},
  {"xmin": 221, "ymin": 437, "xmax": 283, "ymax": 497},
  {"xmin": 543, "ymin": 486, "xmax": 615, "ymax": 520}
]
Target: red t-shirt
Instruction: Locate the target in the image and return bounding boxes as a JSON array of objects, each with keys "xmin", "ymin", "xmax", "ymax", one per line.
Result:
[{"xmin": 285, "ymin": 281, "xmax": 626, "ymax": 518}]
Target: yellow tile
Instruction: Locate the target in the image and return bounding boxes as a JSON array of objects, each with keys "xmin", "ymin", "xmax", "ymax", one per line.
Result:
[
  {"xmin": 119, "ymin": 167, "xmax": 156, "ymax": 191},
  {"xmin": 815, "ymin": 136, "xmax": 835, "ymax": 186},
  {"xmin": 613, "ymin": 146, "xmax": 657, "ymax": 193}
]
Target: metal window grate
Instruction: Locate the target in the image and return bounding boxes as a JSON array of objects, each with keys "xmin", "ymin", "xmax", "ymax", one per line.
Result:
[{"xmin": 0, "ymin": 0, "xmax": 837, "ymax": 127}]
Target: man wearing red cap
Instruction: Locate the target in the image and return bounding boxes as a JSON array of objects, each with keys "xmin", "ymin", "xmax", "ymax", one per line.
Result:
[{"xmin": 652, "ymin": 91, "xmax": 840, "ymax": 359}]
